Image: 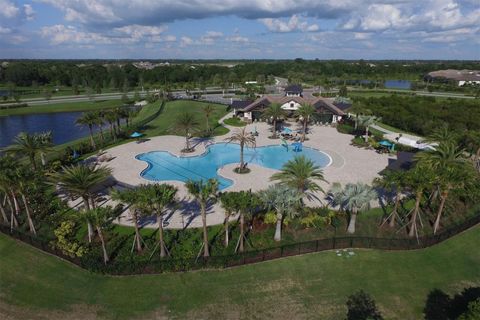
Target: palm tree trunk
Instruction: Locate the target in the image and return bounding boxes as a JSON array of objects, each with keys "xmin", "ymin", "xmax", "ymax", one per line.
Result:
[
  {"xmin": 158, "ymin": 212, "xmax": 166, "ymax": 258},
  {"xmin": 5, "ymin": 195, "xmax": 18, "ymax": 229},
  {"xmin": 347, "ymin": 210, "xmax": 357, "ymax": 234},
  {"xmin": 302, "ymin": 119, "xmax": 307, "ymax": 142},
  {"xmin": 206, "ymin": 117, "xmax": 209, "ymax": 132},
  {"xmin": 364, "ymin": 126, "xmax": 369, "ymax": 143},
  {"xmin": 40, "ymin": 153, "xmax": 47, "ymax": 166},
  {"xmin": 389, "ymin": 191, "xmax": 401, "ymax": 227},
  {"xmin": 0, "ymin": 198, "xmax": 9, "ymax": 225},
  {"xmin": 201, "ymin": 202, "xmax": 210, "ymax": 257},
  {"xmin": 274, "ymin": 212, "xmax": 282, "ymax": 241},
  {"xmin": 185, "ymin": 134, "xmax": 190, "ymax": 151},
  {"xmin": 88, "ymin": 125, "xmax": 96, "ymax": 149},
  {"xmin": 240, "ymin": 144, "xmax": 244, "ymax": 169},
  {"xmin": 98, "ymin": 126, "xmax": 105, "ymax": 145},
  {"xmin": 272, "ymin": 119, "xmax": 277, "ymax": 138},
  {"xmin": 21, "ymin": 193, "xmax": 36, "ymax": 235},
  {"xmin": 96, "ymin": 226, "xmax": 109, "ymax": 265},
  {"xmin": 29, "ymin": 154, "xmax": 37, "ymax": 171},
  {"xmin": 433, "ymin": 190, "xmax": 449, "ymax": 235},
  {"xmin": 224, "ymin": 212, "xmax": 230, "ymax": 248},
  {"xmin": 239, "ymin": 212, "xmax": 245, "ymax": 252},
  {"xmin": 133, "ymin": 211, "xmax": 142, "ymax": 252},
  {"xmin": 82, "ymin": 196, "xmax": 93, "ymax": 243},
  {"xmin": 409, "ymin": 191, "xmax": 422, "ymax": 237}
]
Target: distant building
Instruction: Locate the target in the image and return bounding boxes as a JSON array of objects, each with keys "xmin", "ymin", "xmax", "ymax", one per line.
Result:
[
  {"xmin": 284, "ymin": 84, "xmax": 303, "ymax": 97},
  {"xmin": 426, "ymin": 69, "xmax": 480, "ymax": 86},
  {"xmin": 245, "ymin": 81, "xmax": 258, "ymax": 85}
]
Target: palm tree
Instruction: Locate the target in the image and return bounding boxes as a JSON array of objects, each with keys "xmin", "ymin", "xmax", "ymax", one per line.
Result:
[
  {"xmin": 234, "ymin": 190, "xmax": 259, "ymax": 252},
  {"xmin": 373, "ymin": 170, "xmax": 406, "ymax": 228},
  {"xmin": 219, "ymin": 192, "xmax": 236, "ymax": 248},
  {"xmin": 225, "ymin": 128, "xmax": 256, "ymax": 172},
  {"xmin": 36, "ymin": 131, "xmax": 53, "ymax": 166},
  {"xmin": 295, "ymin": 104, "xmax": 315, "ymax": 142},
  {"xmin": 424, "ymin": 125, "xmax": 458, "ymax": 145},
  {"xmin": 262, "ymin": 103, "xmax": 287, "ymax": 138},
  {"xmin": 48, "ymin": 164, "xmax": 112, "ymax": 242},
  {"xmin": 185, "ymin": 179, "xmax": 219, "ymax": 257},
  {"xmin": 16, "ymin": 168, "xmax": 36, "ymax": 235},
  {"xmin": 0, "ymin": 157, "xmax": 19, "ymax": 229},
  {"xmin": 3, "ymin": 132, "xmax": 42, "ymax": 170},
  {"xmin": 358, "ymin": 115, "xmax": 378, "ymax": 143},
  {"xmin": 138, "ymin": 184, "xmax": 177, "ymax": 258},
  {"xmin": 80, "ymin": 207, "xmax": 113, "ymax": 265},
  {"xmin": 76, "ymin": 112, "xmax": 97, "ymax": 149},
  {"xmin": 328, "ymin": 183, "xmax": 377, "ymax": 234},
  {"xmin": 258, "ymin": 184, "xmax": 302, "ymax": 241},
  {"xmin": 203, "ymin": 104, "xmax": 215, "ymax": 133},
  {"xmin": 92, "ymin": 111, "xmax": 105, "ymax": 145},
  {"xmin": 173, "ymin": 112, "xmax": 200, "ymax": 151},
  {"xmin": 111, "ymin": 188, "xmax": 146, "ymax": 253},
  {"xmin": 404, "ymin": 164, "xmax": 435, "ymax": 238},
  {"xmin": 271, "ymin": 155, "xmax": 328, "ymax": 200},
  {"xmin": 415, "ymin": 142, "xmax": 474, "ymax": 234},
  {"xmin": 104, "ymin": 111, "xmax": 117, "ymax": 141}
]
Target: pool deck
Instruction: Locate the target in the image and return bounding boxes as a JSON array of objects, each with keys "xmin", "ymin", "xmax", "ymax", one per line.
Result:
[{"xmin": 96, "ymin": 113, "xmax": 395, "ymax": 229}]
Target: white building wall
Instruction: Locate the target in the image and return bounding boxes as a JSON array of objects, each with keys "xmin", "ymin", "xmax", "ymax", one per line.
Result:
[{"xmin": 280, "ymin": 100, "xmax": 301, "ymax": 111}]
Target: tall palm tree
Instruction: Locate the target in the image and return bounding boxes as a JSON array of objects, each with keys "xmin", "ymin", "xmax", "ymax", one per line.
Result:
[
  {"xmin": 373, "ymin": 169, "xmax": 406, "ymax": 228},
  {"xmin": 76, "ymin": 112, "xmax": 97, "ymax": 149},
  {"xmin": 262, "ymin": 103, "xmax": 287, "ymax": 138},
  {"xmin": 16, "ymin": 168, "xmax": 36, "ymax": 235},
  {"xmin": 234, "ymin": 190, "xmax": 259, "ymax": 252},
  {"xmin": 271, "ymin": 155, "xmax": 328, "ymax": 200},
  {"xmin": 358, "ymin": 115, "xmax": 379, "ymax": 143},
  {"xmin": 203, "ymin": 104, "xmax": 215, "ymax": 132},
  {"xmin": 404, "ymin": 164, "xmax": 435, "ymax": 238},
  {"xmin": 0, "ymin": 157, "xmax": 19, "ymax": 229},
  {"xmin": 295, "ymin": 103, "xmax": 315, "ymax": 142},
  {"xmin": 92, "ymin": 111, "xmax": 106, "ymax": 145},
  {"xmin": 258, "ymin": 184, "xmax": 302, "ymax": 241},
  {"xmin": 225, "ymin": 128, "xmax": 256, "ymax": 172},
  {"xmin": 138, "ymin": 184, "xmax": 177, "ymax": 258},
  {"xmin": 111, "ymin": 188, "xmax": 146, "ymax": 253},
  {"xmin": 3, "ymin": 132, "xmax": 42, "ymax": 170},
  {"xmin": 328, "ymin": 182, "xmax": 377, "ymax": 234},
  {"xmin": 185, "ymin": 179, "xmax": 218, "ymax": 257},
  {"xmin": 219, "ymin": 192, "xmax": 236, "ymax": 248},
  {"xmin": 48, "ymin": 164, "xmax": 112, "ymax": 242},
  {"xmin": 104, "ymin": 111, "xmax": 117, "ymax": 141},
  {"xmin": 36, "ymin": 131, "xmax": 54, "ymax": 166},
  {"xmin": 415, "ymin": 142, "xmax": 474, "ymax": 234},
  {"xmin": 462, "ymin": 130, "xmax": 480, "ymax": 171},
  {"xmin": 173, "ymin": 112, "xmax": 200, "ymax": 151},
  {"xmin": 80, "ymin": 207, "xmax": 113, "ymax": 265}
]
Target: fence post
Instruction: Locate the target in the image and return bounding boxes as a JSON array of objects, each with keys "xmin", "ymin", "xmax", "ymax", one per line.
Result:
[
  {"xmin": 315, "ymin": 239, "xmax": 319, "ymax": 252},
  {"xmin": 280, "ymin": 245, "xmax": 284, "ymax": 257}
]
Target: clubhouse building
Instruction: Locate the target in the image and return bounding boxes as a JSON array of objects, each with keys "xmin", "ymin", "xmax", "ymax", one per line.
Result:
[{"xmin": 234, "ymin": 85, "xmax": 346, "ymax": 124}]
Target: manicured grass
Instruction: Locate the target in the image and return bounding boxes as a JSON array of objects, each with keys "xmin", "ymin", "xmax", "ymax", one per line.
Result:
[
  {"xmin": 142, "ymin": 100, "xmax": 230, "ymax": 137},
  {"xmin": 0, "ymin": 100, "xmax": 123, "ymax": 116},
  {"xmin": 223, "ymin": 116, "xmax": 247, "ymax": 127},
  {"xmin": 1, "ymin": 226, "xmax": 479, "ymax": 319}
]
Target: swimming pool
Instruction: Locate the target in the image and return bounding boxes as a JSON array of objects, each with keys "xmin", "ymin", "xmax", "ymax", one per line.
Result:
[{"xmin": 137, "ymin": 143, "xmax": 331, "ymax": 189}]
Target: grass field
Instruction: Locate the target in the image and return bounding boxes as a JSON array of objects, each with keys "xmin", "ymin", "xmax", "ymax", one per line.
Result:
[
  {"xmin": 142, "ymin": 100, "xmax": 230, "ymax": 137},
  {"xmin": 0, "ymin": 100, "xmax": 123, "ymax": 116},
  {"xmin": 1, "ymin": 226, "xmax": 479, "ymax": 320}
]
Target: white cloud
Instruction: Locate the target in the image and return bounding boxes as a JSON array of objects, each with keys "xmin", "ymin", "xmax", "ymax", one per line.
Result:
[
  {"xmin": 0, "ymin": 27, "xmax": 12, "ymax": 34},
  {"xmin": 40, "ymin": 25, "xmax": 113, "ymax": 45},
  {"xmin": 260, "ymin": 15, "xmax": 319, "ymax": 33},
  {"xmin": 180, "ymin": 36, "xmax": 194, "ymax": 47},
  {"xmin": 23, "ymin": 4, "xmax": 35, "ymax": 21},
  {"xmin": 199, "ymin": 31, "xmax": 223, "ymax": 45},
  {"xmin": 0, "ymin": 0, "xmax": 20, "ymax": 19},
  {"xmin": 114, "ymin": 24, "xmax": 167, "ymax": 39}
]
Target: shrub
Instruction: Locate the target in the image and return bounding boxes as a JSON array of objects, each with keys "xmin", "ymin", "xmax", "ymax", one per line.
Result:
[
  {"xmin": 337, "ymin": 123, "xmax": 355, "ymax": 135},
  {"xmin": 346, "ymin": 290, "xmax": 383, "ymax": 320},
  {"xmin": 52, "ymin": 221, "xmax": 88, "ymax": 258}
]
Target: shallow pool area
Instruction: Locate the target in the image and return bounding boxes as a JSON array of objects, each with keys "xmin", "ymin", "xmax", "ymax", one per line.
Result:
[{"xmin": 137, "ymin": 143, "xmax": 331, "ymax": 189}]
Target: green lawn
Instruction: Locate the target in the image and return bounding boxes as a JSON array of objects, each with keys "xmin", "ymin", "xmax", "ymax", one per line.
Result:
[
  {"xmin": 1, "ymin": 226, "xmax": 479, "ymax": 319},
  {"xmin": 0, "ymin": 100, "xmax": 123, "ymax": 116},
  {"xmin": 142, "ymin": 100, "xmax": 230, "ymax": 137}
]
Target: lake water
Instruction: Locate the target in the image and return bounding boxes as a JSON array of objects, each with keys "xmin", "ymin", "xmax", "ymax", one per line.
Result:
[
  {"xmin": 384, "ymin": 80, "xmax": 411, "ymax": 89},
  {"xmin": 0, "ymin": 111, "xmax": 99, "ymax": 148}
]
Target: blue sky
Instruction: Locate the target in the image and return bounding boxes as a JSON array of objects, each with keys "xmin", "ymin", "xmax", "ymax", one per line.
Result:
[{"xmin": 0, "ymin": 0, "xmax": 479, "ymax": 59}]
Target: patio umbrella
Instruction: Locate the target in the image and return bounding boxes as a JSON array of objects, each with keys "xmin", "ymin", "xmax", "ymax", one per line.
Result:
[
  {"xmin": 130, "ymin": 132, "xmax": 143, "ymax": 138},
  {"xmin": 379, "ymin": 140, "xmax": 393, "ymax": 147}
]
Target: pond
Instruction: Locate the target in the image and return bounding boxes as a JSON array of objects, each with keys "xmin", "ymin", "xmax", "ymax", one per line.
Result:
[
  {"xmin": 0, "ymin": 111, "xmax": 101, "ymax": 148},
  {"xmin": 384, "ymin": 80, "xmax": 412, "ymax": 89}
]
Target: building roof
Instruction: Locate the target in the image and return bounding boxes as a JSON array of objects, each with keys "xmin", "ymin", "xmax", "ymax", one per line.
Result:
[
  {"xmin": 427, "ymin": 69, "xmax": 480, "ymax": 82},
  {"xmin": 239, "ymin": 95, "xmax": 345, "ymax": 116},
  {"xmin": 230, "ymin": 100, "xmax": 253, "ymax": 109},
  {"xmin": 284, "ymin": 84, "xmax": 303, "ymax": 94}
]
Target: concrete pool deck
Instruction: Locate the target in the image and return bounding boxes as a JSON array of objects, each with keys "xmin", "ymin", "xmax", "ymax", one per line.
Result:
[{"xmin": 98, "ymin": 113, "xmax": 395, "ymax": 229}]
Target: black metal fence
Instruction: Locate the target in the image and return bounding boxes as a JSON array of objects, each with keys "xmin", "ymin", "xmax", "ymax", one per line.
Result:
[{"xmin": 2, "ymin": 212, "xmax": 479, "ymax": 275}]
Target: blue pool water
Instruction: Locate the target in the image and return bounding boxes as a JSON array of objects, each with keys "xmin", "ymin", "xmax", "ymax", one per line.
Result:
[{"xmin": 137, "ymin": 143, "xmax": 331, "ymax": 190}]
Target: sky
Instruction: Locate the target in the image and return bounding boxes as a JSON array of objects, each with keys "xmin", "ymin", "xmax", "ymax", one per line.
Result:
[{"xmin": 0, "ymin": 0, "xmax": 479, "ymax": 60}]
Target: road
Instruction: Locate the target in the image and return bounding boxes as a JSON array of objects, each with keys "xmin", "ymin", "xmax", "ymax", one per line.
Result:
[{"xmin": 350, "ymin": 88, "xmax": 476, "ymax": 99}]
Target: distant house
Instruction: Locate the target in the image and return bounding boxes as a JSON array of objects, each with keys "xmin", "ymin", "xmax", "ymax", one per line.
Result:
[
  {"xmin": 426, "ymin": 69, "xmax": 480, "ymax": 86},
  {"xmin": 284, "ymin": 84, "xmax": 303, "ymax": 97}
]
